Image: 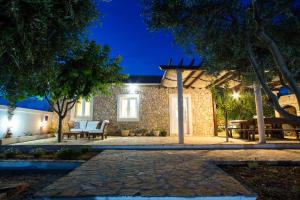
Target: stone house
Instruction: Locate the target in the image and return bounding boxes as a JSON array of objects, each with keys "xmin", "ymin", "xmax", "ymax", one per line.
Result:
[
  {"xmin": 52, "ymin": 67, "xmax": 298, "ymax": 138},
  {"xmin": 58, "ymin": 75, "xmax": 217, "ymax": 136}
]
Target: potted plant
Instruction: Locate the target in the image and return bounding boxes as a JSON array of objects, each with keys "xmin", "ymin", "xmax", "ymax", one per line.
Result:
[
  {"xmin": 153, "ymin": 129, "xmax": 160, "ymax": 137},
  {"xmin": 141, "ymin": 129, "xmax": 148, "ymax": 136},
  {"xmin": 121, "ymin": 129, "xmax": 130, "ymax": 137},
  {"xmin": 160, "ymin": 130, "xmax": 167, "ymax": 137},
  {"xmin": 135, "ymin": 129, "xmax": 143, "ymax": 137}
]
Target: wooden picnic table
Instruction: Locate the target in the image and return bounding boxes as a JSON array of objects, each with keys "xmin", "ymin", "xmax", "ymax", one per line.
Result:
[
  {"xmin": 229, "ymin": 118, "xmax": 300, "ymax": 141},
  {"xmin": 228, "ymin": 128, "xmax": 300, "ymax": 141}
]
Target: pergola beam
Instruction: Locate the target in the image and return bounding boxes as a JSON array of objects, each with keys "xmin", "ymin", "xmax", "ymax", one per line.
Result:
[
  {"xmin": 185, "ymin": 71, "xmax": 205, "ymax": 89},
  {"xmin": 206, "ymin": 72, "xmax": 235, "ymax": 88},
  {"xmin": 215, "ymin": 74, "xmax": 237, "ymax": 87},
  {"xmin": 160, "ymin": 58, "xmax": 201, "ymax": 71},
  {"xmin": 183, "ymin": 71, "xmax": 196, "ymax": 85}
]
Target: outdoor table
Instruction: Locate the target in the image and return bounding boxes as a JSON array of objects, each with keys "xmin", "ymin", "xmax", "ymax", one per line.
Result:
[{"xmin": 228, "ymin": 118, "xmax": 300, "ymax": 140}]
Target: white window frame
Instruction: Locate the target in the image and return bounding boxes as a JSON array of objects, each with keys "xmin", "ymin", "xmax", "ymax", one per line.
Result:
[
  {"xmin": 71, "ymin": 98, "xmax": 93, "ymax": 120},
  {"xmin": 117, "ymin": 94, "xmax": 140, "ymax": 122}
]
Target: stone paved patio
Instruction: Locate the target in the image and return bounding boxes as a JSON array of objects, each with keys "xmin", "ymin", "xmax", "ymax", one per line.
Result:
[
  {"xmin": 36, "ymin": 149, "xmax": 300, "ymax": 198},
  {"xmin": 12, "ymin": 136, "xmax": 300, "ymax": 146}
]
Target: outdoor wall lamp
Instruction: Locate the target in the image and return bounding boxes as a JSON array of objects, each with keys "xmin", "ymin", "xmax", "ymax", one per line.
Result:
[{"xmin": 40, "ymin": 115, "xmax": 49, "ymax": 128}]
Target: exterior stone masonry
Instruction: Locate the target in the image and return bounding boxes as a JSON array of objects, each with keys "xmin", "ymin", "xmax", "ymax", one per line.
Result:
[
  {"xmin": 276, "ymin": 94, "xmax": 300, "ymax": 117},
  {"xmin": 93, "ymin": 85, "xmax": 216, "ymax": 136},
  {"xmin": 51, "ymin": 85, "xmax": 216, "ymax": 136}
]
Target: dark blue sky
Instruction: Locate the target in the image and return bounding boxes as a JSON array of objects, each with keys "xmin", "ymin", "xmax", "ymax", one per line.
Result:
[{"xmin": 88, "ymin": 0, "xmax": 199, "ymax": 76}]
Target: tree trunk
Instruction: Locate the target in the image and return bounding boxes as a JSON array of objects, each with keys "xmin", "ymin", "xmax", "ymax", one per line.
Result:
[
  {"xmin": 254, "ymin": 83, "xmax": 266, "ymax": 144},
  {"xmin": 57, "ymin": 114, "xmax": 63, "ymax": 143},
  {"xmin": 46, "ymin": 96, "xmax": 77, "ymax": 143}
]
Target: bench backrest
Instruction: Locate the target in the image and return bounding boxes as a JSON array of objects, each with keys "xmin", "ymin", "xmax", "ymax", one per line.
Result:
[
  {"xmin": 79, "ymin": 121, "xmax": 87, "ymax": 129},
  {"xmin": 99, "ymin": 120, "xmax": 109, "ymax": 132},
  {"xmin": 86, "ymin": 121, "xmax": 100, "ymax": 130}
]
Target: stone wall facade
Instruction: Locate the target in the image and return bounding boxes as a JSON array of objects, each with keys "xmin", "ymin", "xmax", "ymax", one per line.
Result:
[
  {"xmin": 93, "ymin": 85, "xmax": 216, "ymax": 136},
  {"xmin": 276, "ymin": 94, "xmax": 300, "ymax": 117},
  {"xmin": 51, "ymin": 85, "xmax": 216, "ymax": 136}
]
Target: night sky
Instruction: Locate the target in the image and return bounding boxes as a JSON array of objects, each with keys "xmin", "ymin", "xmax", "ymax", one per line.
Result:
[{"xmin": 88, "ymin": 0, "xmax": 200, "ymax": 76}]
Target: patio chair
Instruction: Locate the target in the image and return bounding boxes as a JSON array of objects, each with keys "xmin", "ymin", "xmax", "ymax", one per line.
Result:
[
  {"xmin": 64, "ymin": 121, "xmax": 88, "ymax": 139},
  {"xmin": 86, "ymin": 120, "xmax": 109, "ymax": 140}
]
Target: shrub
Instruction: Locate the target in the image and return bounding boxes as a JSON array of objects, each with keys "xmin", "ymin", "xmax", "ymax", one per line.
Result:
[
  {"xmin": 3, "ymin": 148, "xmax": 20, "ymax": 159},
  {"xmin": 30, "ymin": 148, "xmax": 47, "ymax": 159},
  {"xmin": 134, "ymin": 129, "xmax": 143, "ymax": 136},
  {"xmin": 147, "ymin": 132, "xmax": 155, "ymax": 136},
  {"xmin": 247, "ymin": 162, "xmax": 258, "ymax": 170},
  {"xmin": 48, "ymin": 128, "xmax": 56, "ymax": 136},
  {"xmin": 160, "ymin": 130, "xmax": 167, "ymax": 137},
  {"xmin": 55, "ymin": 148, "xmax": 81, "ymax": 160},
  {"xmin": 141, "ymin": 129, "xmax": 148, "ymax": 134}
]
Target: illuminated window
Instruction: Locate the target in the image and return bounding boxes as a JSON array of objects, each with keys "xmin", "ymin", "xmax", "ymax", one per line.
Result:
[
  {"xmin": 117, "ymin": 94, "xmax": 139, "ymax": 121},
  {"xmin": 75, "ymin": 99, "xmax": 91, "ymax": 117}
]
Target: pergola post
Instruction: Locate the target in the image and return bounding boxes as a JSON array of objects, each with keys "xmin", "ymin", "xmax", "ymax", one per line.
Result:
[
  {"xmin": 176, "ymin": 69, "xmax": 184, "ymax": 144},
  {"xmin": 254, "ymin": 83, "xmax": 266, "ymax": 144}
]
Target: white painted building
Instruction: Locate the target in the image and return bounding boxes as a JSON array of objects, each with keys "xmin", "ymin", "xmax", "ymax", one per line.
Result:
[{"xmin": 0, "ymin": 105, "xmax": 53, "ymax": 139}]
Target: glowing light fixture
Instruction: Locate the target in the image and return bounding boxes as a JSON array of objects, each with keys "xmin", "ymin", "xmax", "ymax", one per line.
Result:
[
  {"xmin": 40, "ymin": 115, "xmax": 49, "ymax": 128},
  {"xmin": 232, "ymin": 91, "xmax": 240, "ymax": 100},
  {"xmin": 40, "ymin": 120, "xmax": 47, "ymax": 128}
]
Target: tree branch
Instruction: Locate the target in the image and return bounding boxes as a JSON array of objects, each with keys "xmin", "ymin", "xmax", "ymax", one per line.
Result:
[
  {"xmin": 279, "ymin": 73, "xmax": 292, "ymax": 91},
  {"xmin": 252, "ymin": 0, "xmax": 300, "ymax": 109},
  {"xmin": 45, "ymin": 96, "xmax": 58, "ymax": 113},
  {"xmin": 62, "ymin": 99, "xmax": 76, "ymax": 119},
  {"xmin": 247, "ymin": 43, "xmax": 300, "ymax": 123},
  {"xmin": 294, "ymin": 67, "xmax": 300, "ymax": 78},
  {"xmin": 56, "ymin": 100, "xmax": 61, "ymax": 113},
  {"xmin": 256, "ymin": 28, "xmax": 300, "ymax": 108}
]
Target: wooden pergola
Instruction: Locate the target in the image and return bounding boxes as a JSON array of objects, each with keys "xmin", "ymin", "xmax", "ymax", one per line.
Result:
[{"xmin": 160, "ymin": 59, "xmax": 266, "ymax": 144}]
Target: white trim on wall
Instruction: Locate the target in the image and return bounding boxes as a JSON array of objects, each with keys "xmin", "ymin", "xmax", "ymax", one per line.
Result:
[
  {"xmin": 169, "ymin": 94, "xmax": 193, "ymax": 135},
  {"xmin": 117, "ymin": 94, "xmax": 140, "ymax": 122},
  {"xmin": 70, "ymin": 98, "xmax": 94, "ymax": 121}
]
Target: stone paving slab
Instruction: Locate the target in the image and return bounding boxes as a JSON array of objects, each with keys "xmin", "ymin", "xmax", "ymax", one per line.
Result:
[{"xmin": 36, "ymin": 150, "xmax": 255, "ymax": 198}]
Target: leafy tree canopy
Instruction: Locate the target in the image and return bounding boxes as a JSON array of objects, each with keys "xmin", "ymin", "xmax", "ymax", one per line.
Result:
[
  {"xmin": 213, "ymin": 86, "xmax": 274, "ymax": 123},
  {"xmin": 0, "ymin": 0, "xmax": 127, "ymax": 142},
  {"xmin": 45, "ymin": 41, "xmax": 126, "ymax": 142},
  {"xmin": 143, "ymin": 0, "xmax": 300, "ymax": 121},
  {"xmin": 0, "ymin": 0, "xmax": 99, "ymax": 106}
]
